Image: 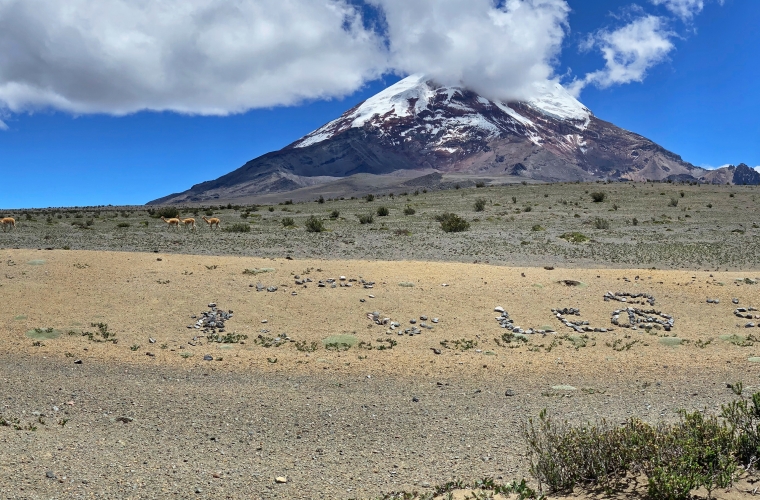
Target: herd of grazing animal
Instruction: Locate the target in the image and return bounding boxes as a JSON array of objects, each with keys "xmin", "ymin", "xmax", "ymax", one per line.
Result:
[
  {"xmin": 0, "ymin": 214, "xmax": 219, "ymax": 233},
  {"xmin": 161, "ymin": 215, "xmax": 221, "ymax": 231}
]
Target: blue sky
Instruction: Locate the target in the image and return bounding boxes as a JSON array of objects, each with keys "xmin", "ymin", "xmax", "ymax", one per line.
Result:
[{"xmin": 0, "ymin": 0, "xmax": 757, "ymax": 209}]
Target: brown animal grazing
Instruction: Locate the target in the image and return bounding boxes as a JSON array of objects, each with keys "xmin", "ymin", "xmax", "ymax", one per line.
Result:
[
  {"xmin": 161, "ymin": 216, "xmax": 180, "ymax": 229},
  {"xmin": 181, "ymin": 218, "xmax": 196, "ymax": 231},
  {"xmin": 202, "ymin": 216, "xmax": 221, "ymax": 229},
  {"xmin": 1, "ymin": 217, "xmax": 15, "ymax": 231}
]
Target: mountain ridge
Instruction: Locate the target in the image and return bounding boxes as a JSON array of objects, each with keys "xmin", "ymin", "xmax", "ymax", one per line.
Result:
[{"xmin": 150, "ymin": 76, "xmax": 754, "ymax": 205}]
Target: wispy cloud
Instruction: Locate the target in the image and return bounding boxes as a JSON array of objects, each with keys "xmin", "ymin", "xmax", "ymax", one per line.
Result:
[{"xmin": 650, "ymin": 0, "xmax": 705, "ymax": 20}]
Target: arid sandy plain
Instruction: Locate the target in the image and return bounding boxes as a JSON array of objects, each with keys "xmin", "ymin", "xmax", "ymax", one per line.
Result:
[{"xmin": 2, "ymin": 247, "xmax": 760, "ymax": 498}]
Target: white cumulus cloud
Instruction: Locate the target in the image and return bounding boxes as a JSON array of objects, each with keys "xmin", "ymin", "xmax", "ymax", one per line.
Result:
[
  {"xmin": 371, "ymin": 0, "xmax": 571, "ymax": 102},
  {"xmin": 569, "ymin": 15, "xmax": 675, "ymax": 96},
  {"xmin": 0, "ymin": 0, "xmax": 387, "ymax": 115},
  {"xmin": 0, "ymin": 0, "xmax": 573, "ymax": 119}
]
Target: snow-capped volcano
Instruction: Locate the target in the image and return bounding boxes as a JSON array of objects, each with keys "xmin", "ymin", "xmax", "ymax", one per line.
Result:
[
  {"xmin": 293, "ymin": 74, "xmax": 591, "ymax": 154},
  {"xmin": 151, "ymin": 75, "xmax": 725, "ymax": 204}
]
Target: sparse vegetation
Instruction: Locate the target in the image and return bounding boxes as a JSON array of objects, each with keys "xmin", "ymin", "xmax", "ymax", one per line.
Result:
[
  {"xmin": 305, "ymin": 216, "xmax": 325, "ymax": 233},
  {"xmin": 474, "ymin": 198, "xmax": 486, "ymax": 212},
  {"xmin": 436, "ymin": 213, "xmax": 470, "ymax": 233},
  {"xmin": 282, "ymin": 217, "xmax": 295, "ymax": 227},
  {"xmin": 225, "ymin": 223, "xmax": 251, "ymax": 233},
  {"xmin": 591, "ymin": 192, "xmax": 606, "ymax": 203}
]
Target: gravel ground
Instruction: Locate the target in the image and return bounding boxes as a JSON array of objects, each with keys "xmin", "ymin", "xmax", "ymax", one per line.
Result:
[
  {"xmin": 3, "ymin": 182, "xmax": 760, "ymax": 270},
  {"xmin": 0, "ymin": 352, "xmax": 750, "ymax": 500}
]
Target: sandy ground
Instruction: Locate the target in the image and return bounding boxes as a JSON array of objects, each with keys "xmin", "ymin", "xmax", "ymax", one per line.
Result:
[{"xmin": 3, "ymin": 249, "xmax": 760, "ymax": 498}]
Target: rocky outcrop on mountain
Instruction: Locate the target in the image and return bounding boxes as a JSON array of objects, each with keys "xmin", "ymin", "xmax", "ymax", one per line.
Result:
[
  {"xmin": 699, "ymin": 164, "xmax": 760, "ymax": 185},
  {"xmin": 150, "ymin": 75, "xmax": 749, "ymax": 204}
]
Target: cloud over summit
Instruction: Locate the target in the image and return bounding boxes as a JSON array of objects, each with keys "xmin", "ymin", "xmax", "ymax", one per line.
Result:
[{"xmin": 0, "ymin": 0, "xmax": 719, "ymax": 119}]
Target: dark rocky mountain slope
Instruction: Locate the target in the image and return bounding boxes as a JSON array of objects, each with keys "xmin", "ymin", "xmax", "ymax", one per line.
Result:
[{"xmin": 150, "ymin": 75, "xmax": 752, "ymax": 204}]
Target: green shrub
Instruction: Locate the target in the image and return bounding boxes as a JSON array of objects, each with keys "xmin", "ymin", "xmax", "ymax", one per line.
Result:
[
  {"xmin": 151, "ymin": 207, "xmax": 179, "ymax": 219},
  {"xmin": 525, "ymin": 408, "xmax": 737, "ymax": 499},
  {"xmin": 317, "ymin": 195, "xmax": 325, "ymax": 204},
  {"xmin": 531, "ymin": 224, "xmax": 545, "ymax": 231},
  {"xmin": 594, "ymin": 217, "xmax": 610, "ymax": 230},
  {"xmin": 225, "ymin": 223, "xmax": 251, "ymax": 233},
  {"xmin": 204, "ymin": 209, "xmax": 214, "ymax": 216},
  {"xmin": 403, "ymin": 206, "xmax": 416, "ymax": 216},
  {"xmin": 330, "ymin": 210, "xmax": 340, "ymax": 219},
  {"xmin": 268, "ymin": 207, "xmax": 275, "ymax": 212},
  {"xmin": 365, "ymin": 194, "xmax": 375, "ymax": 202},
  {"xmin": 591, "ymin": 192, "xmax": 606, "ymax": 203},
  {"xmin": 358, "ymin": 214, "xmax": 374, "ymax": 224},
  {"xmin": 281, "ymin": 217, "xmax": 295, "ymax": 227},
  {"xmin": 560, "ymin": 232, "xmax": 588, "ymax": 243},
  {"xmin": 116, "ymin": 222, "xmax": 130, "ymax": 228},
  {"xmin": 523, "ymin": 206, "xmax": 532, "ymax": 213},
  {"xmin": 437, "ymin": 213, "xmax": 470, "ymax": 233},
  {"xmin": 474, "ymin": 198, "xmax": 486, "ymax": 212},
  {"xmin": 376, "ymin": 206, "xmax": 389, "ymax": 217},
  {"xmin": 305, "ymin": 216, "xmax": 324, "ymax": 233},
  {"xmin": 669, "ymin": 197, "xmax": 679, "ymax": 207}
]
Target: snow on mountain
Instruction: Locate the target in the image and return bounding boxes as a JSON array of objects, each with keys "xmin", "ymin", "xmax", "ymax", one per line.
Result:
[{"xmin": 292, "ymin": 74, "xmax": 591, "ymax": 151}]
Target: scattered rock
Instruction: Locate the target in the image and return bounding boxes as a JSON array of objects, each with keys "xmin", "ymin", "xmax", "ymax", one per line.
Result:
[
  {"xmin": 275, "ymin": 476, "xmax": 288, "ymax": 484},
  {"xmin": 115, "ymin": 416, "xmax": 133, "ymax": 424},
  {"xmin": 45, "ymin": 471, "xmax": 56, "ymax": 479},
  {"xmin": 733, "ymin": 298, "xmax": 740, "ymax": 304},
  {"xmin": 203, "ymin": 354, "xmax": 213, "ymax": 361},
  {"xmin": 505, "ymin": 390, "xmax": 516, "ymax": 397},
  {"xmin": 74, "ymin": 359, "xmax": 82, "ymax": 364}
]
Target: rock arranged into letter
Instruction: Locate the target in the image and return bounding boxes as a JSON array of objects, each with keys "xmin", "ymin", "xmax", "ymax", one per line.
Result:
[
  {"xmin": 366, "ymin": 311, "xmax": 437, "ymax": 336},
  {"xmin": 604, "ymin": 291, "xmax": 655, "ymax": 306},
  {"xmin": 611, "ymin": 308, "xmax": 674, "ymax": 331},
  {"xmin": 495, "ymin": 306, "xmax": 553, "ymax": 335},
  {"xmin": 552, "ymin": 308, "xmax": 610, "ymax": 333},
  {"xmin": 734, "ymin": 307, "xmax": 759, "ymax": 321},
  {"xmin": 188, "ymin": 304, "xmax": 233, "ymax": 333}
]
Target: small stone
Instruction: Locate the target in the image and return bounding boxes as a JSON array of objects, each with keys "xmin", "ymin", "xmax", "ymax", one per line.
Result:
[
  {"xmin": 432, "ymin": 318, "xmax": 439, "ymax": 324},
  {"xmin": 409, "ymin": 319, "xmax": 416, "ymax": 324},
  {"xmin": 733, "ymin": 298, "xmax": 740, "ymax": 304},
  {"xmin": 431, "ymin": 348, "xmax": 441, "ymax": 355},
  {"xmin": 208, "ymin": 303, "xmax": 216, "ymax": 308},
  {"xmin": 494, "ymin": 306, "xmax": 505, "ymax": 313},
  {"xmin": 412, "ymin": 397, "xmax": 419, "ymax": 402},
  {"xmin": 74, "ymin": 359, "xmax": 82, "ymax": 364},
  {"xmin": 115, "ymin": 416, "xmax": 133, "ymax": 424},
  {"xmin": 262, "ymin": 320, "xmax": 268, "ymax": 323},
  {"xmin": 145, "ymin": 352, "xmax": 155, "ymax": 357},
  {"xmin": 45, "ymin": 471, "xmax": 56, "ymax": 479},
  {"xmin": 203, "ymin": 354, "xmax": 213, "ymax": 361},
  {"xmin": 360, "ymin": 299, "xmax": 365, "ymax": 303},
  {"xmin": 505, "ymin": 390, "xmax": 516, "ymax": 397},
  {"xmin": 275, "ymin": 476, "xmax": 288, "ymax": 484},
  {"xmin": 368, "ymin": 295, "xmax": 375, "ymax": 298}
]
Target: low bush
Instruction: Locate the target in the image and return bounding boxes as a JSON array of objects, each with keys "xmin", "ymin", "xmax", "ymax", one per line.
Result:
[
  {"xmin": 594, "ymin": 217, "xmax": 610, "ymax": 230},
  {"xmin": 525, "ymin": 390, "xmax": 760, "ymax": 499},
  {"xmin": 669, "ymin": 197, "xmax": 679, "ymax": 207},
  {"xmin": 305, "ymin": 216, "xmax": 324, "ymax": 233},
  {"xmin": 358, "ymin": 214, "xmax": 374, "ymax": 224},
  {"xmin": 560, "ymin": 232, "xmax": 588, "ymax": 243},
  {"xmin": 281, "ymin": 217, "xmax": 295, "ymax": 227},
  {"xmin": 376, "ymin": 206, "xmax": 390, "ymax": 217},
  {"xmin": 225, "ymin": 223, "xmax": 251, "ymax": 233},
  {"xmin": 436, "ymin": 213, "xmax": 470, "ymax": 233},
  {"xmin": 591, "ymin": 192, "xmax": 606, "ymax": 203},
  {"xmin": 330, "ymin": 210, "xmax": 340, "ymax": 219},
  {"xmin": 474, "ymin": 198, "xmax": 487, "ymax": 212},
  {"xmin": 365, "ymin": 194, "xmax": 375, "ymax": 202},
  {"xmin": 150, "ymin": 206, "xmax": 180, "ymax": 219},
  {"xmin": 403, "ymin": 206, "xmax": 416, "ymax": 216}
]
